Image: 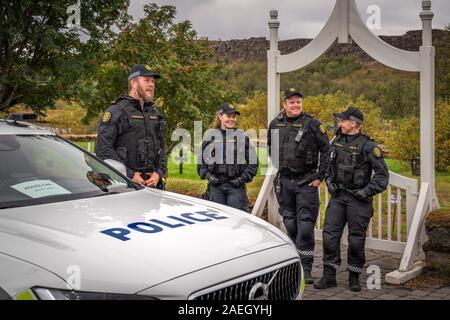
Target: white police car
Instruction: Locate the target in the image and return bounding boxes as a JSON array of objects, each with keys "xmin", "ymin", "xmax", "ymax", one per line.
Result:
[{"xmin": 0, "ymin": 113, "xmax": 304, "ymax": 300}]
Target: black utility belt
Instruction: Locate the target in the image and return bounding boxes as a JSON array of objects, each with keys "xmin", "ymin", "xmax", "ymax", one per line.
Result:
[
  {"xmin": 279, "ymin": 171, "xmax": 312, "ymax": 179},
  {"xmin": 214, "ymin": 175, "xmax": 239, "ymax": 183}
]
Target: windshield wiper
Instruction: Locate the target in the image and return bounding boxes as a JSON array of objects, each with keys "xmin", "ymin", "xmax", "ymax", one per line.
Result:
[
  {"xmin": 0, "ymin": 204, "xmax": 27, "ymax": 209},
  {"xmin": 87, "ymin": 191, "xmax": 122, "ymax": 198}
]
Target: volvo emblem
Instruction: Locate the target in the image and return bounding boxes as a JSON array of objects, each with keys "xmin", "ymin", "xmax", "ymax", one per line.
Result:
[{"xmin": 248, "ymin": 270, "xmax": 279, "ymax": 300}]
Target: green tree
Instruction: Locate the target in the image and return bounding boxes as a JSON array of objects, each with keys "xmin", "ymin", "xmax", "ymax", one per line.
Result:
[
  {"xmin": 435, "ymin": 24, "xmax": 450, "ymax": 102},
  {"xmin": 0, "ymin": 0, "xmax": 130, "ymax": 112},
  {"xmin": 77, "ymin": 4, "xmax": 242, "ymax": 148},
  {"xmin": 377, "ymin": 78, "xmax": 420, "ymax": 119},
  {"xmin": 238, "ymin": 91, "xmax": 267, "ymax": 132},
  {"xmin": 386, "ymin": 101, "xmax": 450, "ymax": 172}
]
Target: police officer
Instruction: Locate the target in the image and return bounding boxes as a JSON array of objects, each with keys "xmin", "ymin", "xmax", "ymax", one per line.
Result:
[
  {"xmin": 95, "ymin": 64, "xmax": 167, "ymax": 188},
  {"xmin": 268, "ymin": 88, "xmax": 330, "ymax": 284},
  {"xmin": 197, "ymin": 103, "xmax": 258, "ymax": 212},
  {"xmin": 314, "ymin": 106, "xmax": 389, "ymax": 292}
]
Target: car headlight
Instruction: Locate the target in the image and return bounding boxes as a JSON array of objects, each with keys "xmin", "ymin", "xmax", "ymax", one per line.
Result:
[{"xmin": 32, "ymin": 288, "xmax": 156, "ymax": 300}]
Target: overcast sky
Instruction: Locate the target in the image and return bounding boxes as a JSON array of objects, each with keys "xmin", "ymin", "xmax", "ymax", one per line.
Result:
[{"xmin": 129, "ymin": 0, "xmax": 450, "ymax": 40}]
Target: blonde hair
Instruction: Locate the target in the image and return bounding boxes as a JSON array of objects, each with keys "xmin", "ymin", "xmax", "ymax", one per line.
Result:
[{"xmin": 211, "ymin": 112, "xmax": 222, "ymax": 129}]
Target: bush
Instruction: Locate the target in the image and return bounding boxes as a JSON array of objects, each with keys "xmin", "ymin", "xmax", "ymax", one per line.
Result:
[
  {"xmin": 236, "ymin": 91, "xmax": 387, "ymax": 146},
  {"xmin": 387, "ymin": 101, "xmax": 450, "ymax": 172}
]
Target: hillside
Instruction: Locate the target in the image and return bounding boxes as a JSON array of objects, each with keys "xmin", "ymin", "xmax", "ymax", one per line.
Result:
[{"xmin": 209, "ymin": 29, "xmax": 448, "ymax": 63}]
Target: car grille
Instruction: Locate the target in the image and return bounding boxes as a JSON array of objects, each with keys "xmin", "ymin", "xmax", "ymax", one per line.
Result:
[{"xmin": 193, "ymin": 261, "xmax": 301, "ymax": 300}]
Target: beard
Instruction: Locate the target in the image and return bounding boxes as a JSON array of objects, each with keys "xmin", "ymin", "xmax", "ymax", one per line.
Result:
[{"xmin": 136, "ymin": 84, "xmax": 154, "ymax": 103}]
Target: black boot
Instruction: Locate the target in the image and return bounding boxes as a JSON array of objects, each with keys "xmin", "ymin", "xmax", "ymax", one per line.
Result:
[
  {"xmin": 349, "ymin": 271, "xmax": 361, "ymax": 292},
  {"xmin": 304, "ymin": 270, "xmax": 314, "ymax": 284},
  {"xmin": 314, "ymin": 266, "xmax": 337, "ymax": 289}
]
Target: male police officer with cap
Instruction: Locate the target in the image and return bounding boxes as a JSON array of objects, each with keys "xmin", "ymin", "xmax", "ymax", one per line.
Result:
[
  {"xmin": 95, "ymin": 64, "xmax": 167, "ymax": 188},
  {"xmin": 198, "ymin": 102, "xmax": 258, "ymax": 212},
  {"xmin": 314, "ymin": 106, "xmax": 389, "ymax": 292},
  {"xmin": 268, "ymin": 88, "xmax": 330, "ymax": 284}
]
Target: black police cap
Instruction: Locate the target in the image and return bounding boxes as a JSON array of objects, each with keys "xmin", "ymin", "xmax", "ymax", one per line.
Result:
[
  {"xmin": 217, "ymin": 102, "xmax": 240, "ymax": 115},
  {"xmin": 128, "ymin": 64, "xmax": 161, "ymax": 81},
  {"xmin": 283, "ymin": 88, "xmax": 303, "ymax": 100},
  {"xmin": 334, "ymin": 106, "xmax": 364, "ymax": 123}
]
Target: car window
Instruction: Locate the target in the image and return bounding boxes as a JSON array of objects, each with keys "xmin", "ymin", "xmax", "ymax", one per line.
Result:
[{"xmin": 0, "ymin": 135, "xmax": 137, "ymax": 209}]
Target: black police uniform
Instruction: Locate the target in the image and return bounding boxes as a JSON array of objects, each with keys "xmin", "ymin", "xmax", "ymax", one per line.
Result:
[
  {"xmin": 197, "ymin": 103, "xmax": 258, "ymax": 212},
  {"xmin": 95, "ymin": 65, "xmax": 167, "ymax": 184},
  {"xmin": 317, "ymin": 107, "xmax": 389, "ymax": 291},
  {"xmin": 267, "ymin": 89, "xmax": 330, "ymax": 274}
]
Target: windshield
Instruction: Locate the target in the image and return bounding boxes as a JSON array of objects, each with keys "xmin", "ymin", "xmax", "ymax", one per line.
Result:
[{"xmin": 0, "ymin": 135, "xmax": 137, "ymax": 209}]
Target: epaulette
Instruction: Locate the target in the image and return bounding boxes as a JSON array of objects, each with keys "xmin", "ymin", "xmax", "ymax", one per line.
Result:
[
  {"xmin": 361, "ymin": 132, "xmax": 373, "ymax": 141},
  {"xmin": 276, "ymin": 110, "xmax": 286, "ymax": 120}
]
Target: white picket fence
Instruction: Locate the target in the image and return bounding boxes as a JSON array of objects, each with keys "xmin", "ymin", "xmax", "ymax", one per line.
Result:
[
  {"xmin": 252, "ymin": 170, "xmax": 419, "ymax": 255},
  {"xmin": 315, "ymin": 171, "xmax": 418, "ymax": 254}
]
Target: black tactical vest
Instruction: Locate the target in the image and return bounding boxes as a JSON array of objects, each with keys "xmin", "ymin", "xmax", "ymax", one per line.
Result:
[
  {"xmin": 204, "ymin": 130, "xmax": 246, "ymax": 179},
  {"xmin": 330, "ymin": 134, "xmax": 372, "ymax": 190},
  {"xmin": 275, "ymin": 113, "xmax": 319, "ymax": 175},
  {"xmin": 114, "ymin": 98, "xmax": 165, "ymax": 172}
]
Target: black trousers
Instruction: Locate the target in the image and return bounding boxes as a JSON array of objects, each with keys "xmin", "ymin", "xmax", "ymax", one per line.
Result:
[
  {"xmin": 322, "ymin": 191, "xmax": 373, "ymax": 274},
  {"xmin": 275, "ymin": 175, "xmax": 320, "ymax": 272},
  {"xmin": 208, "ymin": 183, "xmax": 250, "ymax": 212}
]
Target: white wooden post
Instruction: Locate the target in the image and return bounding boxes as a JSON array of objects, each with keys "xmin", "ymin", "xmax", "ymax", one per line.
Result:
[
  {"xmin": 266, "ymin": 10, "xmax": 281, "ymax": 226},
  {"xmin": 419, "ymin": 1, "xmax": 440, "ymax": 211}
]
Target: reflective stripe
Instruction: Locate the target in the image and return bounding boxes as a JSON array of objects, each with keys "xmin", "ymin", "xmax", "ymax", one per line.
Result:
[
  {"xmin": 347, "ymin": 265, "xmax": 364, "ymax": 274},
  {"xmin": 324, "ymin": 262, "xmax": 340, "ymax": 270},
  {"xmin": 128, "ymin": 71, "xmax": 141, "ymax": 81},
  {"xmin": 298, "ymin": 250, "xmax": 314, "ymax": 256}
]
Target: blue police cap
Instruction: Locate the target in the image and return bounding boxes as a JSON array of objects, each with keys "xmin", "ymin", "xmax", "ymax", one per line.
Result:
[
  {"xmin": 217, "ymin": 102, "xmax": 240, "ymax": 115},
  {"xmin": 128, "ymin": 64, "xmax": 161, "ymax": 81},
  {"xmin": 283, "ymin": 88, "xmax": 303, "ymax": 100},
  {"xmin": 334, "ymin": 106, "xmax": 364, "ymax": 123}
]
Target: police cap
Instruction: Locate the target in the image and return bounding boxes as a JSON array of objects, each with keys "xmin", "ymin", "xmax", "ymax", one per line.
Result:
[
  {"xmin": 283, "ymin": 88, "xmax": 303, "ymax": 100},
  {"xmin": 128, "ymin": 64, "xmax": 161, "ymax": 81},
  {"xmin": 217, "ymin": 102, "xmax": 240, "ymax": 115},
  {"xmin": 334, "ymin": 106, "xmax": 364, "ymax": 123}
]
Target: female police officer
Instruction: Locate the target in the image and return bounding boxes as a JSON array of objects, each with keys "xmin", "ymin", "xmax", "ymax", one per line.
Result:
[{"xmin": 197, "ymin": 103, "xmax": 258, "ymax": 212}]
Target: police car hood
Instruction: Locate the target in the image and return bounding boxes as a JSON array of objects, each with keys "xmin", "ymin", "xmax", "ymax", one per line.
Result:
[{"xmin": 0, "ymin": 189, "xmax": 290, "ymax": 294}]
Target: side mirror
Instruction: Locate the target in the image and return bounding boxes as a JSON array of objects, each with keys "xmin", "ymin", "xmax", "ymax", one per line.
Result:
[{"xmin": 104, "ymin": 159, "xmax": 127, "ymax": 177}]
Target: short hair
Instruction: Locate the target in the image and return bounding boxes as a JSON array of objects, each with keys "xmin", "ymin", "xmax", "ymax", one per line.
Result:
[{"xmin": 128, "ymin": 77, "xmax": 139, "ymax": 93}]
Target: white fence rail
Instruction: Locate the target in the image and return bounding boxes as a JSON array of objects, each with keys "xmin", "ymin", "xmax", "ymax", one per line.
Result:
[{"xmin": 252, "ymin": 170, "xmax": 419, "ymax": 255}]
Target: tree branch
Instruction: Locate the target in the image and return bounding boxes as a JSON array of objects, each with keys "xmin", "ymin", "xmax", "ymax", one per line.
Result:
[{"xmin": 0, "ymin": 83, "xmax": 18, "ymax": 111}]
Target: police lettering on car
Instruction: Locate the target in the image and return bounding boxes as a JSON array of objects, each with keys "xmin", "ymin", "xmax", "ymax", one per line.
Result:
[
  {"xmin": 197, "ymin": 103, "xmax": 258, "ymax": 212},
  {"xmin": 95, "ymin": 64, "xmax": 168, "ymax": 189},
  {"xmin": 314, "ymin": 106, "xmax": 389, "ymax": 292},
  {"xmin": 268, "ymin": 88, "xmax": 330, "ymax": 284},
  {"xmin": 101, "ymin": 211, "xmax": 229, "ymax": 241}
]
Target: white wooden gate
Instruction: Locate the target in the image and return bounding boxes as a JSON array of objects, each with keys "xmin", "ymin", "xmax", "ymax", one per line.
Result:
[
  {"xmin": 315, "ymin": 171, "xmax": 418, "ymax": 254},
  {"xmin": 253, "ymin": 170, "xmax": 418, "ymax": 255}
]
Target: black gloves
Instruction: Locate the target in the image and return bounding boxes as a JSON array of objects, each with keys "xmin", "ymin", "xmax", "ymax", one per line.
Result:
[
  {"xmin": 352, "ymin": 189, "xmax": 372, "ymax": 202},
  {"xmin": 207, "ymin": 174, "xmax": 220, "ymax": 186},
  {"xmin": 205, "ymin": 173, "xmax": 246, "ymax": 188},
  {"xmin": 326, "ymin": 178, "xmax": 339, "ymax": 197},
  {"xmin": 230, "ymin": 177, "xmax": 245, "ymax": 188}
]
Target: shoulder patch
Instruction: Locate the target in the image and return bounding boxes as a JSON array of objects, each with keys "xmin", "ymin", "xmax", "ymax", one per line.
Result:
[
  {"xmin": 319, "ymin": 124, "xmax": 327, "ymax": 134},
  {"xmin": 102, "ymin": 112, "xmax": 111, "ymax": 123},
  {"xmin": 373, "ymin": 147, "xmax": 383, "ymax": 158}
]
